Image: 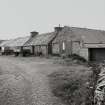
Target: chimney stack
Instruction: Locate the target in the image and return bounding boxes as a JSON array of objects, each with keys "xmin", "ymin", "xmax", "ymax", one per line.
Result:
[
  {"xmin": 30, "ymin": 31, "xmax": 39, "ymax": 37},
  {"xmin": 54, "ymin": 25, "xmax": 63, "ymax": 32}
]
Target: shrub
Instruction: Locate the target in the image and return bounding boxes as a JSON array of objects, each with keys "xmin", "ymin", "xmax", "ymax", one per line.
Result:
[{"xmin": 69, "ymin": 54, "xmax": 87, "ymax": 62}]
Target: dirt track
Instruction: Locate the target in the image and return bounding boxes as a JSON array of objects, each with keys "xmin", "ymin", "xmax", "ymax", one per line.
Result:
[{"xmin": 0, "ymin": 56, "xmax": 65, "ymax": 105}]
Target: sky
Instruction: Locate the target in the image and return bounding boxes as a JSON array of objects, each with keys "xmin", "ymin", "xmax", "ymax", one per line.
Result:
[{"xmin": 0, "ymin": 0, "xmax": 105, "ymax": 39}]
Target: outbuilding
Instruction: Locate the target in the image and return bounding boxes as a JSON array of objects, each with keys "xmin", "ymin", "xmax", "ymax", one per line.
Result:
[
  {"xmin": 0, "ymin": 36, "xmax": 32, "ymax": 56},
  {"xmin": 0, "ymin": 40, "xmax": 14, "ymax": 55},
  {"xmin": 24, "ymin": 31, "xmax": 57, "ymax": 56},
  {"xmin": 8, "ymin": 36, "xmax": 31, "ymax": 56}
]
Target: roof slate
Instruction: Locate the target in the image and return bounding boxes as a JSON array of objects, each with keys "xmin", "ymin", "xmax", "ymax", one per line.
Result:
[
  {"xmin": 53, "ymin": 26, "xmax": 105, "ymax": 44},
  {"xmin": 0, "ymin": 36, "xmax": 30, "ymax": 47},
  {"xmin": 1, "ymin": 26, "xmax": 105, "ymax": 47},
  {"xmin": 0, "ymin": 40, "xmax": 14, "ymax": 47},
  {"xmin": 24, "ymin": 32, "xmax": 56, "ymax": 46},
  {"xmin": 9, "ymin": 36, "xmax": 30, "ymax": 47}
]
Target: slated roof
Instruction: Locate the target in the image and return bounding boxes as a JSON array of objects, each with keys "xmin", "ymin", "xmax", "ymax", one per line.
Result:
[
  {"xmin": 0, "ymin": 40, "xmax": 14, "ymax": 47},
  {"xmin": 0, "ymin": 36, "xmax": 30, "ymax": 47},
  {"xmin": 53, "ymin": 26, "xmax": 105, "ymax": 44},
  {"xmin": 8, "ymin": 36, "xmax": 30, "ymax": 47},
  {"xmin": 24, "ymin": 32, "xmax": 56, "ymax": 46}
]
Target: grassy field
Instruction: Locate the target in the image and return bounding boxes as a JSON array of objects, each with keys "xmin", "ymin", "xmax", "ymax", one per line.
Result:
[
  {"xmin": 48, "ymin": 57, "xmax": 93, "ymax": 105},
  {"xmin": 0, "ymin": 56, "xmax": 95, "ymax": 105}
]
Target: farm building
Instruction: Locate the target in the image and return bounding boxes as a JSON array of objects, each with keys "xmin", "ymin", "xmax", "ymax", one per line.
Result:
[
  {"xmin": 52, "ymin": 26, "xmax": 105, "ymax": 61},
  {"xmin": 1, "ymin": 26, "xmax": 105, "ymax": 61},
  {"xmin": 24, "ymin": 27, "xmax": 62, "ymax": 56},
  {"xmin": 24, "ymin": 32, "xmax": 56, "ymax": 56},
  {"xmin": 0, "ymin": 39, "xmax": 15, "ymax": 55},
  {"xmin": 8, "ymin": 36, "xmax": 31, "ymax": 56},
  {"xmin": 0, "ymin": 36, "xmax": 32, "ymax": 56}
]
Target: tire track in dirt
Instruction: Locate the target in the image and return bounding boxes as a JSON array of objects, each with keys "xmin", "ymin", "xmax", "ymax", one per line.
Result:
[
  {"xmin": 0, "ymin": 56, "xmax": 65, "ymax": 105},
  {"xmin": 0, "ymin": 58, "xmax": 34, "ymax": 105}
]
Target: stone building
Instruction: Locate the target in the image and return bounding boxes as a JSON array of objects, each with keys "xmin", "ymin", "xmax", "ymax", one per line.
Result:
[
  {"xmin": 0, "ymin": 36, "xmax": 31, "ymax": 56},
  {"xmin": 52, "ymin": 26, "xmax": 105, "ymax": 61},
  {"xmin": 24, "ymin": 30, "xmax": 59, "ymax": 56},
  {"xmin": 0, "ymin": 40, "xmax": 15, "ymax": 55},
  {"xmin": 1, "ymin": 26, "xmax": 105, "ymax": 61}
]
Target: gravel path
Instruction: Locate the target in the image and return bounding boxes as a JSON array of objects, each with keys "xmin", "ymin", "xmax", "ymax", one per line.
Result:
[{"xmin": 0, "ymin": 56, "xmax": 65, "ymax": 105}]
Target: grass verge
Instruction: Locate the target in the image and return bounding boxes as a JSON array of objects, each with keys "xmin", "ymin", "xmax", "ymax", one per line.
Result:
[{"xmin": 48, "ymin": 65, "xmax": 92, "ymax": 105}]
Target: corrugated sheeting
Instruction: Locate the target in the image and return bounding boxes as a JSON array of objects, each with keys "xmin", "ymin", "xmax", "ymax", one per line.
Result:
[{"xmin": 24, "ymin": 32, "xmax": 56, "ymax": 46}]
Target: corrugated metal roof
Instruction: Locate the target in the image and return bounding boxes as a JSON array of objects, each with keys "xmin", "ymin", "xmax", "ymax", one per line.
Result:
[
  {"xmin": 24, "ymin": 32, "xmax": 56, "ymax": 46},
  {"xmin": 53, "ymin": 26, "xmax": 105, "ymax": 44}
]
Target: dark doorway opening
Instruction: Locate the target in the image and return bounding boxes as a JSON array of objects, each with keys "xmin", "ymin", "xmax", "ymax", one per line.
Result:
[{"xmin": 89, "ymin": 48, "xmax": 105, "ymax": 61}]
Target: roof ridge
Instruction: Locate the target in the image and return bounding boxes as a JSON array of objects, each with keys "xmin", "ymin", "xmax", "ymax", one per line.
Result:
[{"xmin": 63, "ymin": 26, "xmax": 105, "ymax": 32}]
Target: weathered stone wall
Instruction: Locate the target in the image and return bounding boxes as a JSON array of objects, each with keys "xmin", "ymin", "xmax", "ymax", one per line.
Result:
[
  {"xmin": 41, "ymin": 46, "xmax": 47, "ymax": 56},
  {"xmin": 52, "ymin": 43, "xmax": 60, "ymax": 54},
  {"xmin": 34, "ymin": 46, "xmax": 47, "ymax": 56},
  {"xmin": 72, "ymin": 41, "xmax": 80, "ymax": 55},
  {"xmin": 65, "ymin": 41, "xmax": 72, "ymax": 55},
  {"xmin": 52, "ymin": 40, "xmax": 89, "ymax": 60},
  {"xmin": 34, "ymin": 46, "xmax": 41, "ymax": 55},
  {"xmin": 72, "ymin": 41, "xmax": 89, "ymax": 60},
  {"xmin": 79, "ymin": 48, "xmax": 89, "ymax": 61}
]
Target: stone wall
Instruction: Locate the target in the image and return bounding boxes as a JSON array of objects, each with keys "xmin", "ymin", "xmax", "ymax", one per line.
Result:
[
  {"xmin": 72, "ymin": 41, "xmax": 89, "ymax": 60},
  {"xmin": 52, "ymin": 41, "xmax": 89, "ymax": 60},
  {"xmin": 52, "ymin": 43, "xmax": 60, "ymax": 54},
  {"xmin": 72, "ymin": 41, "xmax": 80, "ymax": 55},
  {"xmin": 34, "ymin": 46, "xmax": 47, "ymax": 56},
  {"xmin": 41, "ymin": 46, "xmax": 47, "ymax": 56},
  {"xmin": 79, "ymin": 48, "xmax": 89, "ymax": 61}
]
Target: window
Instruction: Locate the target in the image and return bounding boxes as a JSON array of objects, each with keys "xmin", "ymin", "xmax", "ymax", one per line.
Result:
[{"xmin": 62, "ymin": 42, "xmax": 66, "ymax": 51}]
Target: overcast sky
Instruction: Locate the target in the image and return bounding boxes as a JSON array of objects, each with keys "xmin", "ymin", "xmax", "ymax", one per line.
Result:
[{"xmin": 0, "ymin": 0, "xmax": 105, "ymax": 39}]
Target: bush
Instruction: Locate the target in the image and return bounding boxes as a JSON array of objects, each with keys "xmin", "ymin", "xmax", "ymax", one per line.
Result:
[{"xmin": 69, "ymin": 54, "xmax": 87, "ymax": 63}]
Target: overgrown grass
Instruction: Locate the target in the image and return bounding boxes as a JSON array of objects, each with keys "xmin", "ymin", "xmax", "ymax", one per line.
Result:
[
  {"xmin": 68, "ymin": 54, "xmax": 87, "ymax": 62},
  {"xmin": 48, "ymin": 66, "xmax": 92, "ymax": 105},
  {"xmin": 53, "ymin": 54, "xmax": 88, "ymax": 66}
]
